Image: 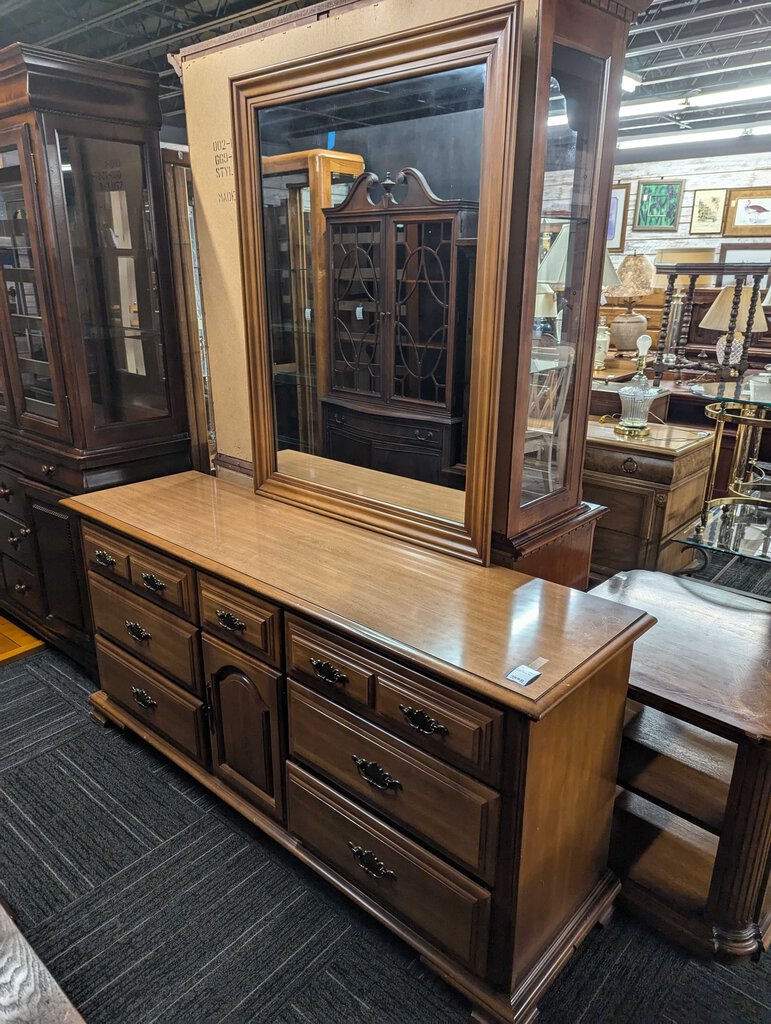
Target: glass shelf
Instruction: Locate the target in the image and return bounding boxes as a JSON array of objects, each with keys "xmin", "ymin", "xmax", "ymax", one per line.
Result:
[
  {"xmin": 675, "ymin": 501, "xmax": 771, "ymax": 562},
  {"xmin": 691, "ymin": 375, "xmax": 771, "ymax": 409}
]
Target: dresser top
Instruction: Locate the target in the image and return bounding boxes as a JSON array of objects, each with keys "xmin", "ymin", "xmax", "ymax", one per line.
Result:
[
  {"xmin": 586, "ymin": 418, "xmax": 713, "ymax": 456},
  {"xmin": 64, "ymin": 472, "xmax": 653, "ymax": 718}
]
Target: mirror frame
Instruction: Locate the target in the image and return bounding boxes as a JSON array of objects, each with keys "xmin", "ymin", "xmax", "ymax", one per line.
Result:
[{"xmin": 231, "ymin": 5, "xmax": 518, "ymax": 563}]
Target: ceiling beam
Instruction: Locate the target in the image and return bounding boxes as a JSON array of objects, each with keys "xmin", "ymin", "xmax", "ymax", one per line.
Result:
[
  {"xmin": 629, "ymin": 21, "xmax": 771, "ymax": 58},
  {"xmin": 646, "ymin": 57, "xmax": 771, "ymax": 85},
  {"xmin": 633, "ymin": 41, "xmax": 771, "ymax": 74},
  {"xmin": 629, "ymin": 1, "xmax": 771, "ymax": 35},
  {"xmin": 40, "ymin": 0, "xmax": 166, "ymax": 46}
]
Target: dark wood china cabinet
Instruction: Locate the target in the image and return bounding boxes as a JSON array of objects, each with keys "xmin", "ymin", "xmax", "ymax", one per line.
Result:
[{"xmin": 0, "ymin": 44, "xmax": 189, "ymax": 665}]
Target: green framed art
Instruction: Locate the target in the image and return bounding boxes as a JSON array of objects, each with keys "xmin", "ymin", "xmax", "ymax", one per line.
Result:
[{"xmin": 633, "ymin": 179, "xmax": 684, "ymax": 232}]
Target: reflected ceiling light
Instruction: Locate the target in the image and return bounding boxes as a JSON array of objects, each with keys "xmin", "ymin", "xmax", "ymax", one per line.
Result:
[
  {"xmin": 622, "ymin": 71, "xmax": 641, "ymax": 93},
  {"xmin": 620, "ymin": 97, "xmax": 687, "ymax": 118},
  {"xmin": 547, "ymin": 113, "xmax": 569, "ymax": 127},
  {"xmin": 617, "ymin": 127, "xmax": 745, "ymax": 149},
  {"xmin": 688, "ymin": 82, "xmax": 771, "ymax": 108}
]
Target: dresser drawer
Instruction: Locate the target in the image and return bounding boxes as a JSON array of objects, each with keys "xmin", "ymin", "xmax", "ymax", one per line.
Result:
[
  {"xmin": 288, "ymin": 681, "xmax": 500, "ymax": 883},
  {"xmin": 0, "ymin": 467, "xmax": 27, "ymax": 523},
  {"xmin": 89, "ymin": 573, "xmax": 202, "ymax": 695},
  {"xmin": 198, "ymin": 574, "xmax": 281, "ymax": 668},
  {"xmin": 287, "ymin": 615, "xmax": 503, "ymax": 784},
  {"xmin": 1, "ymin": 556, "xmax": 44, "ymax": 618},
  {"xmin": 83, "ymin": 523, "xmax": 196, "ymax": 620},
  {"xmin": 0, "ymin": 509, "xmax": 35, "ymax": 569},
  {"xmin": 287, "ymin": 762, "xmax": 491, "ymax": 974},
  {"xmin": 96, "ymin": 636, "xmax": 208, "ymax": 764}
]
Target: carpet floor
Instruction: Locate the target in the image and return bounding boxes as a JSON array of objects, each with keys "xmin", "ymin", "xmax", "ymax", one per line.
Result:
[{"xmin": 1, "ymin": 650, "xmax": 769, "ymax": 1024}]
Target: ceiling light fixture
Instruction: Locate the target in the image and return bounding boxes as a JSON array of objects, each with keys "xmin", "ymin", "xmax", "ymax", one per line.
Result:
[
  {"xmin": 617, "ymin": 125, "xmax": 769, "ymax": 149},
  {"xmin": 620, "ymin": 81, "xmax": 771, "ymax": 120},
  {"xmin": 622, "ymin": 71, "xmax": 641, "ymax": 93}
]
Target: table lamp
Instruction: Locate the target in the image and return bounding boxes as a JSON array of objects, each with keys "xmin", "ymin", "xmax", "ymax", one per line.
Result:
[
  {"xmin": 615, "ymin": 334, "xmax": 660, "ymax": 437},
  {"xmin": 537, "ymin": 224, "xmax": 619, "ymax": 340},
  {"xmin": 605, "ymin": 253, "xmax": 656, "ymax": 356},
  {"xmin": 700, "ymin": 285, "xmax": 768, "ymax": 369}
]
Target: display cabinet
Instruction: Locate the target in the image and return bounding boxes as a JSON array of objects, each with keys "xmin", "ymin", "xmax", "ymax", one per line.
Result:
[
  {"xmin": 229, "ymin": 0, "xmax": 649, "ymax": 578},
  {"xmin": 0, "ymin": 44, "xmax": 189, "ymax": 665}
]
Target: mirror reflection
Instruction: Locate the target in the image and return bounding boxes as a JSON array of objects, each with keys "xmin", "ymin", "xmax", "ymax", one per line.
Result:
[{"xmin": 257, "ymin": 64, "xmax": 486, "ymax": 521}]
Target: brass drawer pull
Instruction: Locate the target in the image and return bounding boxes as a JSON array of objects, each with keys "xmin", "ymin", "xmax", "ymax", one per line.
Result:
[
  {"xmin": 0, "ymin": 484, "xmax": 12, "ymax": 500},
  {"xmin": 141, "ymin": 572, "xmax": 166, "ymax": 593},
  {"xmin": 95, "ymin": 549, "xmax": 116, "ymax": 568},
  {"xmin": 310, "ymin": 657, "xmax": 348, "ymax": 686},
  {"xmin": 352, "ymin": 755, "xmax": 402, "ymax": 792},
  {"xmin": 347, "ymin": 842, "xmax": 396, "ymax": 880},
  {"xmin": 622, "ymin": 457, "xmax": 638, "ymax": 475},
  {"xmin": 216, "ymin": 608, "xmax": 246, "ymax": 632},
  {"xmin": 125, "ymin": 620, "xmax": 152, "ymax": 642},
  {"xmin": 132, "ymin": 687, "xmax": 157, "ymax": 711},
  {"xmin": 399, "ymin": 704, "xmax": 448, "ymax": 737}
]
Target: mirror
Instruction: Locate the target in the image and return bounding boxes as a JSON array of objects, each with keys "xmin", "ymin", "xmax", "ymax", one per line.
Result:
[{"xmin": 256, "ymin": 63, "xmax": 486, "ymax": 523}]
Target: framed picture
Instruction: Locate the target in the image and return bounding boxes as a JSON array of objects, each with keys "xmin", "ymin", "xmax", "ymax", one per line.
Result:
[
  {"xmin": 654, "ymin": 247, "xmax": 716, "ymax": 288},
  {"xmin": 716, "ymin": 242, "xmax": 771, "ymax": 290},
  {"xmin": 607, "ymin": 183, "xmax": 630, "ymax": 252},
  {"xmin": 633, "ymin": 179, "xmax": 684, "ymax": 232},
  {"xmin": 724, "ymin": 187, "xmax": 771, "ymax": 236},
  {"xmin": 689, "ymin": 189, "xmax": 727, "ymax": 235}
]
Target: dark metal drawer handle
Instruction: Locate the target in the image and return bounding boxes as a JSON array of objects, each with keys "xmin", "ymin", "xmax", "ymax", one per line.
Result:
[
  {"xmin": 622, "ymin": 457, "xmax": 638, "ymax": 475},
  {"xmin": 399, "ymin": 704, "xmax": 448, "ymax": 737},
  {"xmin": 0, "ymin": 484, "xmax": 12, "ymax": 500},
  {"xmin": 8, "ymin": 526, "xmax": 31, "ymax": 548},
  {"xmin": 216, "ymin": 608, "xmax": 246, "ymax": 632},
  {"xmin": 352, "ymin": 755, "xmax": 402, "ymax": 792},
  {"xmin": 347, "ymin": 842, "xmax": 396, "ymax": 880},
  {"xmin": 41, "ymin": 464, "xmax": 56, "ymax": 476},
  {"xmin": 310, "ymin": 657, "xmax": 348, "ymax": 686},
  {"xmin": 414, "ymin": 429, "xmax": 434, "ymax": 442},
  {"xmin": 132, "ymin": 687, "xmax": 157, "ymax": 711},
  {"xmin": 95, "ymin": 549, "xmax": 116, "ymax": 568},
  {"xmin": 13, "ymin": 582, "xmax": 29, "ymax": 595},
  {"xmin": 125, "ymin": 620, "xmax": 152, "ymax": 642},
  {"xmin": 141, "ymin": 572, "xmax": 166, "ymax": 593},
  {"xmin": 333, "ymin": 412, "xmax": 346, "ymax": 425}
]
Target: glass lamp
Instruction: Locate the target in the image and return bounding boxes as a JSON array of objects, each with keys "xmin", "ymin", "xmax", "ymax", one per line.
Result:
[
  {"xmin": 605, "ymin": 253, "xmax": 656, "ymax": 355},
  {"xmin": 700, "ymin": 285, "xmax": 768, "ymax": 368},
  {"xmin": 615, "ymin": 334, "xmax": 660, "ymax": 437}
]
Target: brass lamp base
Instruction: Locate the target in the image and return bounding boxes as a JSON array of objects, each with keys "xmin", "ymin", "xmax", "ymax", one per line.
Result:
[{"xmin": 614, "ymin": 422, "xmax": 650, "ymax": 437}]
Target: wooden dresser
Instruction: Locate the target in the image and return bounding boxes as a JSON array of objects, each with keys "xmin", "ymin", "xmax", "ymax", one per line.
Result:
[
  {"xmin": 63, "ymin": 471, "xmax": 653, "ymax": 1024},
  {"xmin": 583, "ymin": 419, "xmax": 712, "ymax": 580}
]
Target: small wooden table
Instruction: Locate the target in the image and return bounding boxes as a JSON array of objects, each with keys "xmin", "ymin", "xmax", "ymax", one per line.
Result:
[{"xmin": 594, "ymin": 570, "xmax": 771, "ymax": 959}]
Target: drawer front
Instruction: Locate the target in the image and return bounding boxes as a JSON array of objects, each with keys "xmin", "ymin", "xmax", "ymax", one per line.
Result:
[
  {"xmin": 288, "ymin": 681, "xmax": 499, "ymax": 883},
  {"xmin": 83, "ymin": 524, "xmax": 131, "ymax": 581},
  {"xmin": 0, "ymin": 509, "xmax": 35, "ymax": 569},
  {"xmin": 96, "ymin": 637, "xmax": 208, "ymax": 764},
  {"xmin": 1, "ymin": 556, "xmax": 44, "ymax": 618},
  {"xmin": 287, "ymin": 614, "xmax": 503, "ymax": 784},
  {"xmin": 287, "ymin": 762, "xmax": 491, "ymax": 974},
  {"xmin": 89, "ymin": 573, "xmax": 202, "ymax": 694},
  {"xmin": 198, "ymin": 574, "xmax": 281, "ymax": 668},
  {"xmin": 583, "ymin": 447, "xmax": 675, "ymax": 485},
  {"xmin": 0, "ymin": 468, "xmax": 27, "ymax": 522},
  {"xmin": 83, "ymin": 523, "xmax": 196, "ymax": 620},
  {"xmin": 286, "ymin": 616, "xmax": 374, "ymax": 705},
  {"xmin": 324, "ymin": 404, "xmax": 444, "ymax": 449}
]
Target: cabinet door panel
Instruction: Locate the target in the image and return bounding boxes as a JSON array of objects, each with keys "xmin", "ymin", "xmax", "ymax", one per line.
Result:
[
  {"xmin": 31, "ymin": 496, "xmax": 87, "ymax": 631},
  {"xmin": 203, "ymin": 633, "xmax": 284, "ymax": 821}
]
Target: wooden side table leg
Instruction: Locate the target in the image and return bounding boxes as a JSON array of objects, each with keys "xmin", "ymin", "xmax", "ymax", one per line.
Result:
[{"xmin": 706, "ymin": 740, "xmax": 771, "ymax": 958}]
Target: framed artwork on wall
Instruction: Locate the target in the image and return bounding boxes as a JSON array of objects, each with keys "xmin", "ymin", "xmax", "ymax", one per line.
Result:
[
  {"xmin": 724, "ymin": 187, "xmax": 771, "ymax": 236},
  {"xmin": 716, "ymin": 242, "xmax": 771, "ymax": 290},
  {"xmin": 633, "ymin": 179, "xmax": 684, "ymax": 232},
  {"xmin": 607, "ymin": 183, "xmax": 630, "ymax": 251},
  {"xmin": 689, "ymin": 189, "xmax": 727, "ymax": 235}
]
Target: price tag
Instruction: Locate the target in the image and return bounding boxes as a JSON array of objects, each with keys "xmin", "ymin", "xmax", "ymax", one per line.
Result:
[
  {"xmin": 355, "ymin": 305, "xmax": 364, "ymax": 321},
  {"xmin": 506, "ymin": 664, "xmax": 542, "ymax": 687},
  {"xmin": 304, "ymin": 307, "xmax": 312, "ymax": 321}
]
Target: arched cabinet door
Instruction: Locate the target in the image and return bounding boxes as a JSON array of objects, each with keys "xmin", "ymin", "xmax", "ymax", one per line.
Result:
[{"xmin": 202, "ymin": 633, "xmax": 284, "ymax": 821}]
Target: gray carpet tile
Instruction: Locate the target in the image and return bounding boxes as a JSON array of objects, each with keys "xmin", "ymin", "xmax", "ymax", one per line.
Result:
[{"xmin": 2, "ymin": 646, "xmax": 769, "ymax": 1023}]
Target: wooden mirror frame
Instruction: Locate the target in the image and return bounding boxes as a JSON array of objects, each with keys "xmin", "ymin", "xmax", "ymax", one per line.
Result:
[{"xmin": 231, "ymin": 5, "xmax": 518, "ymax": 563}]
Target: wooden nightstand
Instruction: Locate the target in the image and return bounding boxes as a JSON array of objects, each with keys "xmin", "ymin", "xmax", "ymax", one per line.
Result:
[{"xmin": 583, "ymin": 419, "xmax": 713, "ymax": 581}]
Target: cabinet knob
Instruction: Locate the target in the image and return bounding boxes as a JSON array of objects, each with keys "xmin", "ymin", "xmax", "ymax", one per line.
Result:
[
  {"xmin": 125, "ymin": 620, "xmax": 152, "ymax": 642},
  {"xmin": 332, "ymin": 413, "xmax": 346, "ymax": 425},
  {"xmin": 399, "ymin": 704, "xmax": 448, "ymax": 736},
  {"xmin": 352, "ymin": 755, "xmax": 402, "ymax": 792},
  {"xmin": 13, "ymin": 582, "xmax": 29, "ymax": 595},
  {"xmin": 141, "ymin": 572, "xmax": 166, "ymax": 593},
  {"xmin": 309, "ymin": 657, "xmax": 347, "ymax": 686},
  {"xmin": 132, "ymin": 687, "xmax": 157, "ymax": 711},
  {"xmin": 621, "ymin": 457, "xmax": 638, "ymax": 475},
  {"xmin": 41, "ymin": 464, "xmax": 56, "ymax": 476},
  {"xmin": 347, "ymin": 842, "xmax": 396, "ymax": 880},
  {"xmin": 215, "ymin": 608, "xmax": 246, "ymax": 632},
  {"xmin": 0, "ymin": 484, "xmax": 12, "ymax": 500},
  {"xmin": 94, "ymin": 549, "xmax": 116, "ymax": 568}
]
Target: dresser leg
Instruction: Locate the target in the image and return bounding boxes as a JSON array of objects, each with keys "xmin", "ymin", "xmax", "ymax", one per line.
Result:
[
  {"xmin": 706, "ymin": 740, "xmax": 771, "ymax": 959},
  {"xmin": 89, "ymin": 702, "xmax": 124, "ymax": 730}
]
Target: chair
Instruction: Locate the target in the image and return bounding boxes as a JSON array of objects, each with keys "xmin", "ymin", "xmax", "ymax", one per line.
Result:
[{"xmin": 523, "ymin": 344, "xmax": 575, "ymax": 495}]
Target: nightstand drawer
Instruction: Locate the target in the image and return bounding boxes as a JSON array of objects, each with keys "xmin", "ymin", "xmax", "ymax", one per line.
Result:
[
  {"xmin": 96, "ymin": 637, "xmax": 208, "ymax": 764},
  {"xmin": 0, "ymin": 467, "xmax": 27, "ymax": 523},
  {"xmin": 0, "ymin": 509, "xmax": 35, "ymax": 569},
  {"xmin": 287, "ymin": 762, "xmax": 491, "ymax": 974},
  {"xmin": 198, "ymin": 574, "xmax": 281, "ymax": 668},
  {"xmin": 288, "ymin": 681, "xmax": 500, "ymax": 883},
  {"xmin": 89, "ymin": 573, "xmax": 202, "ymax": 694}
]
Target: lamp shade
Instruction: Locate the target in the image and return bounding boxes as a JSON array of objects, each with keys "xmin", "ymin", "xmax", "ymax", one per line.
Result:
[
  {"xmin": 764, "ymin": 284, "xmax": 771, "ymax": 306},
  {"xmin": 605, "ymin": 253, "xmax": 655, "ymax": 300},
  {"xmin": 534, "ymin": 281, "xmax": 557, "ymax": 317},
  {"xmin": 537, "ymin": 223, "xmax": 619, "ymax": 288},
  {"xmin": 700, "ymin": 286, "xmax": 768, "ymax": 334},
  {"xmin": 603, "ymin": 251, "xmax": 621, "ymax": 287}
]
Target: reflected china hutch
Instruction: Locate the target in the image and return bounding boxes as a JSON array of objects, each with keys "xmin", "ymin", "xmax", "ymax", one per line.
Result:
[{"xmin": 0, "ymin": 45, "xmax": 189, "ymax": 665}]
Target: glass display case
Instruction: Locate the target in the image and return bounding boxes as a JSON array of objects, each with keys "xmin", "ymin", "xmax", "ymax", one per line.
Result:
[{"xmin": 0, "ymin": 44, "xmax": 190, "ymax": 665}]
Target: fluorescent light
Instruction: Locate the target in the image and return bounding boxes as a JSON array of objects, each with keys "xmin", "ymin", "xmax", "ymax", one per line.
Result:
[
  {"xmin": 547, "ymin": 113, "xmax": 569, "ymax": 127},
  {"xmin": 689, "ymin": 82, "xmax": 771, "ymax": 108},
  {"xmin": 618, "ymin": 127, "xmax": 743, "ymax": 149},
  {"xmin": 750, "ymin": 124, "xmax": 771, "ymax": 136},
  {"xmin": 620, "ymin": 97, "xmax": 687, "ymax": 118},
  {"xmin": 622, "ymin": 71, "xmax": 641, "ymax": 94}
]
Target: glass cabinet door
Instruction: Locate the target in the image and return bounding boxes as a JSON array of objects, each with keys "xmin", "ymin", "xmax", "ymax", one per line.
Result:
[
  {"xmin": 330, "ymin": 217, "xmax": 383, "ymax": 396},
  {"xmin": 58, "ymin": 134, "xmax": 171, "ymax": 431},
  {"xmin": 0, "ymin": 129, "xmax": 66, "ymax": 434}
]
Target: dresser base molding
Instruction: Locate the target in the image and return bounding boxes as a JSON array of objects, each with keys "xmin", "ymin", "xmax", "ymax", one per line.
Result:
[{"xmin": 88, "ymin": 689, "xmax": 620, "ymax": 1023}]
